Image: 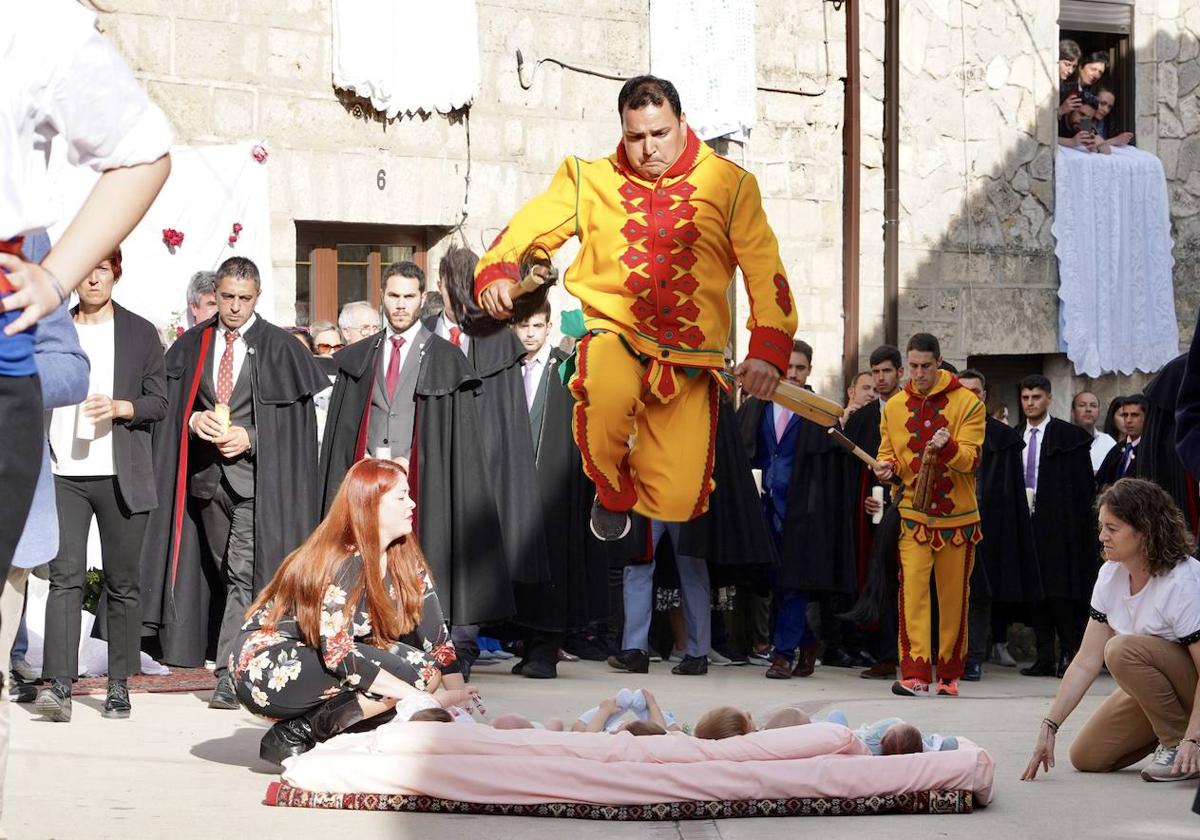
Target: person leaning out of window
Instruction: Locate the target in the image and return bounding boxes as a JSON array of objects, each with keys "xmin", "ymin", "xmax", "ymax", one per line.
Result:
[
  {"xmin": 1022, "ymin": 478, "xmax": 1200, "ymax": 784},
  {"xmin": 36, "ymin": 248, "xmax": 167, "ymax": 723}
]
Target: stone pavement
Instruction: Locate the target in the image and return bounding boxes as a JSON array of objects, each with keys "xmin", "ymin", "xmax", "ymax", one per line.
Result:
[{"xmin": 5, "ymin": 659, "xmax": 1198, "ymax": 839}]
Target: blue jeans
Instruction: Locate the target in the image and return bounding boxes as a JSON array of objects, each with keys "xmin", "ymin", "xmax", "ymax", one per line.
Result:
[
  {"xmin": 622, "ymin": 521, "xmax": 711, "ymax": 657},
  {"xmin": 771, "ymin": 587, "xmax": 814, "ymax": 659}
]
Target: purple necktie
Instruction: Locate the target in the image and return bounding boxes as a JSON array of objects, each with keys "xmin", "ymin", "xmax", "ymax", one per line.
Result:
[{"xmin": 1025, "ymin": 427, "xmax": 1039, "ymax": 490}]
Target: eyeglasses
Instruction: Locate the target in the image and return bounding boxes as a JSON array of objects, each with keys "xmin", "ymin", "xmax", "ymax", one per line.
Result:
[{"xmin": 317, "ymin": 342, "xmax": 345, "ymax": 354}]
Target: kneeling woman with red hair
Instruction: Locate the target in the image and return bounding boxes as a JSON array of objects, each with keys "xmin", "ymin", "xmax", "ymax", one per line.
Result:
[{"xmin": 230, "ymin": 458, "xmax": 471, "ymax": 764}]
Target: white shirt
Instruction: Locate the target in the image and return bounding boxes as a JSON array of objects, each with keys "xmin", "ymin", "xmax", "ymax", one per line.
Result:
[
  {"xmin": 435, "ymin": 314, "xmax": 470, "ymax": 356},
  {"xmin": 1022, "ymin": 415, "xmax": 1050, "ymax": 492},
  {"xmin": 1, "ymin": 1, "xmax": 173, "ymax": 239},
  {"xmin": 212, "ymin": 314, "xmax": 257, "ymax": 395},
  {"xmin": 1089, "ymin": 429, "xmax": 1117, "ymax": 473},
  {"xmin": 49, "ymin": 318, "xmax": 115, "ymax": 476},
  {"xmin": 522, "ymin": 343, "xmax": 553, "ymax": 410},
  {"xmin": 1090, "ymin": 556, "xmax": 1200, "ymax": 645},
  {"xmin": 379, "ymin": 319, "xmax": 424, "ymax": 383}
]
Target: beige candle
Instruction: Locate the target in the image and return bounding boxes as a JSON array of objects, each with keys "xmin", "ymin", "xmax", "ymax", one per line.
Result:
[
  {"xmin": 871, "ymin": 485, "xmax": 885, "ymax": 524},
  {"xmin": 213, "ymin": 403, "xmax": 231, "ymax": 434}
]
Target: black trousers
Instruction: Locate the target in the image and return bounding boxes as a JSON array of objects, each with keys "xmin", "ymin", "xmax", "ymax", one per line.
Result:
[
  {"xmin": 1033, "ymin": 597, "xmax": 1087, "ymax": 663},
  {"xmin": 0, "ymin": 375, "xmax": 43, "ymax": 582},
  {"xmin": 44, "ymin": 476, "xmax": 148, "ymax": 681},
  {"xmin": 966, "ymin": 595, "xmax": 990, "ymax": 667},
  {"xmin": 196, "ymin": 479, "xmax": 255, "ymax": 677}
]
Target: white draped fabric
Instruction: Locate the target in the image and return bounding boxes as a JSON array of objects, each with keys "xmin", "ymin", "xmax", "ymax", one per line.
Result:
[
  {"xmin": 1052, "ymin": 146, "xmax": 1178, "ymax": 377},
  {"xmin": 332, "ymin": 0, "xmax": 480, "ymax": 117},
  {"xmin": 649, "ymin": 0, "xmax": 756, "ymax": 141}
]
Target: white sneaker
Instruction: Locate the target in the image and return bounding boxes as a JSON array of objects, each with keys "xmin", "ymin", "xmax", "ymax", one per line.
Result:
[
  {"xmin": 1140, "ymin": 745, "xmax": 1200, "ymax": 782},
  {"xmin": 667, "ymin": 647, "xmax": 686, "ymax": 663},
  {"xmin": 707, "ymin": 648, "xmax": 733, "ymax": 666},
  {"xmin": 989, "ymin": 643, "xmax": 1017, "ymax": 667}
]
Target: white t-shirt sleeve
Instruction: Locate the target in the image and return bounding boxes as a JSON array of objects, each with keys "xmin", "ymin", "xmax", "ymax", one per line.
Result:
[
  {"xmin": 35, "ymin": 1, "xmax": 173, "ymax": 171},
  {"xmin": 1089, "ymin": 562, "xmax": 1118, "ymax": 624},
  {"xmin": 1168, "ymin": 562, "xmax": 1200, "ymax": 646}
]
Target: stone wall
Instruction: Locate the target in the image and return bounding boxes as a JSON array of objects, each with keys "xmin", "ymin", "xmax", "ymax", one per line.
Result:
[{"xmin": 96, "ymin": 0, "xmax": 852, "ymax": 397}]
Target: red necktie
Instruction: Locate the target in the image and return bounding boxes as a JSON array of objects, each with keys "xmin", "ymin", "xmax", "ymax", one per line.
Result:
[
  {"xmin": 449, "ymin": 326, "xmax": 462, "ymax": 348},
  {"xmin": 216, "ymin": 330, "xmax": 239, "ymax": 404},
  {"xmin": 385, "ymin": 335, "xmax": 405, "ymax": 398}
]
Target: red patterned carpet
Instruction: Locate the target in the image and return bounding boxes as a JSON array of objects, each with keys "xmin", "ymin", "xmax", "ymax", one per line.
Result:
[{"xmin": 70, "ymin": 668, "xmax": 217, "ymax": 696}]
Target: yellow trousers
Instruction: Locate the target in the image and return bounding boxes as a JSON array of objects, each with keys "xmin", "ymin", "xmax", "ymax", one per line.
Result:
[
  {"xmin": 896, "ymin": 524, "xmax": 976, "ymax": 682},
  {"xmin": 568, "ymin": 331, "xmax": 718, "ymax": 522}
]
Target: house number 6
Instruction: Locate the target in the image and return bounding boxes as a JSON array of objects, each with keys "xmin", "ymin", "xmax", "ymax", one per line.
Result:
[{"xmin": 377, "ymin": 169, "xmax": 387, "ymax": 190}]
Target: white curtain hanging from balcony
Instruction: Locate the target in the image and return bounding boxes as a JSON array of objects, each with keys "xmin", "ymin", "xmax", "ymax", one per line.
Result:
[
  {"xmin": 649, "ymin": 0, "xmax": 757, "ymax": 142},
  {"xmin": 332, "ymin": 0, "xmax": 480, "ymax": 117}
]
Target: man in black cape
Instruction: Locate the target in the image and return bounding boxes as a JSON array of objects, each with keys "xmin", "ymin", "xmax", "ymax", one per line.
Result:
[
  {"xmin": 317, "ymin": 260, "xmax": 516, "ymax": 633},
  {"xmin": 506, "ymin": 302, "xmax": 621, "ymax": 678},
  {"xmin": 1138, "ymin": 354, "xmax": 1199, "ymax": 537},
  {"xmin": 957, "ymin": 370, "xmax": 1040, "ymax": 680},
  {"xmin": 1016, "ymin": 374, "xmax": 1097, "ymax": 678},
  {"xmin": 140, "ymin": 258, "xmax": 328, "ymax": 709},
  {"xmin": 1096, "ymin": 394, "xmax": 1146, "ymax": 488},
  {"xmin": 842, "ymin": 345, "xmax": 904, "ymax": 678},
  {"xmin": 737, "ymin": 340, "xmax": 856, "ymax": 678}
]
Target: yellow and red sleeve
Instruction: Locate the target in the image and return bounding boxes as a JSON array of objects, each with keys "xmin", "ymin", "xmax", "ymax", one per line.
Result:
[
  {"xmin": 474, "ymin": 157, "xmax": 580, "ymax": 304},
  {"xmin": 728, "ymin": 171, "xmax": 797, "ymax": 373},
  {"xmin": 938, "ymin": 397, "xmax": 985, "ymax": 473}
]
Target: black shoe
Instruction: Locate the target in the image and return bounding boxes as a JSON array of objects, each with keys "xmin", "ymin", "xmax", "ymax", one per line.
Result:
[
  {"xmin": 589, "ymin": 497, "xmax": 631, "ymax": 542},
  {"xmin": 606, "ymin": 648, "xmax": 649, "ymax": 674},
  {"xmin": 519, "ymin": 660, "xmax": 557, "ymax": 679},
  {"xmin": 562, "ymin": 633, "xmax": 612, "ymax": 662},
  {"xmin": 962, "ymin": 662, "xmax": 982, "ymax": 682},
  {"xmin": 11, "ymin": 680, "xmax": 37, "ymax": 704},
  {"xmin": 208, "ymin": 674, "xmax": 240, "ymax": 710},
  {"xmin": 671, "ymin": 654, "xmax": 708, "ymax": 676},
  {"xmin": 1020, "ymin": 660, "xmax": 1057, "ymax": 677},
  {"xmin": 260, "ymin": 691, "xmax": 364, "ymax": 766},
  {"xmin": 821, "ymin": 647, "xmax": 858, "ymax": 668},
  {"xmin": 510, "ymin": 659, "xmax": 526, "ymax": 675},
  {"xmin": 102, "ymin": 679, "xmax": 132, "ymax": 719},
  {"xmin": 35, "ymin": 680, "xmax": 72, "ymax": 722}
]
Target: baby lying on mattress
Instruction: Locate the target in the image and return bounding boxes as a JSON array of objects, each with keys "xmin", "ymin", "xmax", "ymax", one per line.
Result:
[{"xmin": 695, "ymin": 705, "xmax": 960, "ymax": 755}]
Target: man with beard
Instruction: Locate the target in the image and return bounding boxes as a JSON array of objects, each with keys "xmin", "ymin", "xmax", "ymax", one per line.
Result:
[
  {"xmin": 956, "ymin": 370, "xmax": 1040, "ymax": 680},
  {"xmin": 317, "ymin": 260, "xmax": 516, "ymax": 638},
  {"xmin": 140, "ymin": 257, "xmax": 328, "ymax": 709},
  {"xmin": 1015, "ymin": 374, "xmax": 1097, "ymax": 678}
]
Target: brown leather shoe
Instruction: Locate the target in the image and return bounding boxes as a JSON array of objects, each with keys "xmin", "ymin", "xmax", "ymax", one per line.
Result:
[
  {"xmin": 860, "ymin": 660, "xmax": 897, "ymax": 680},
  {"xmin": 765, "ymin": 654, "xmax": 793, "ymax": 679},
  {"xmin": 792, "ymin": 641, "xmax": 823, "ymax": 677}
]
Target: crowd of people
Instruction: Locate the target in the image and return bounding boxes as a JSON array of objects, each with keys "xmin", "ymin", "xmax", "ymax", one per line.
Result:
[
  {"xmin": 1058, "ymin": 39, "xmax": 1134, "ymax": 154},
  {"xmin": 1, "ymin": 3, "xmax": 1199, "ymax": 822}
]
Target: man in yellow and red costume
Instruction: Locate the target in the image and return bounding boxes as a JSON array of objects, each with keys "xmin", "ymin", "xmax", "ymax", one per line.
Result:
[
  {"xmin": 476, "ymin": 75, "xmax": 797, "ymax": 540},
  {"xmin": 873, "ymin": 333, "xmax": 985, "ymax": 698}
]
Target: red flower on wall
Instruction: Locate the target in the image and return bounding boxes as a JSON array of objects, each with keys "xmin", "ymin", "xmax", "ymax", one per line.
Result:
[{"xmin": 162, "ymin": 228, "xmax": 184, "ymax": 253}]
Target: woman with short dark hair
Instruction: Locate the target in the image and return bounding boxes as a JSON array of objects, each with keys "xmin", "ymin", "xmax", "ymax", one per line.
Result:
[{"xmin": 1022, "ymin": 478, "xmax": 1200, "ymax": 784}]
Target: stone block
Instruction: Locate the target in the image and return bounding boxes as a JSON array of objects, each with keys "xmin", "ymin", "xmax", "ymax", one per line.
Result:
[
  {"xmin": 211, "ymin": 87, "xmax": 257, "ymax": 139},
  {"xmin": 1180, "ymin": 62, "xmax": 1200, "ymax": 99},
  {"xmin": 237, "ymin": 0, "xmax": 328, "ymax": 31},
  {"xmin": 1160, "ymin": 62, "xmax": 1180, "ymax": 105},
  {"xmin": 102, "ymin": 13, "xmax": 173, "ymax": 75},
  {"xmin": 266, "ymin": 28, "xmax": 327, "ymax": 87},
  {"xmin": 1138, "ymin": 63, "xmax": 1159, "ymax": 117},
  {"xmin": 964, "ymin": 286, "xmax": 1059, "ymax": 355},
  {"xmin": 146, "ymin": 80, "xmax": 213, "ymax": 140},
  {"xmin": 107, "ymin": 0, "xmax": 233, "ymax": 17},
  {"xmin": 175, "ymin": 19, "xmax": 267, "ymax": 83}
]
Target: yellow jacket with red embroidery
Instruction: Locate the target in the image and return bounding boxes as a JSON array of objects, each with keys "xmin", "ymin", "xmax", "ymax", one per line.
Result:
[
  {"xmin": 473, "ymin": 128, "xmax": 797, "ymax": 373},
  {"xmin": 877, "ymin": 370, "xmax": 986, "ymax": 532}
]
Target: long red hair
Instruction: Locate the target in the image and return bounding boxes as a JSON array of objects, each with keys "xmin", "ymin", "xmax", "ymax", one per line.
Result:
[{"xmin": 246, "ymin": 459, "xmax": 429, "ymax": 649}]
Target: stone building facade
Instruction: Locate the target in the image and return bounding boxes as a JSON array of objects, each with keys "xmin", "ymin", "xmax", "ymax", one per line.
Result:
[{"xmin": 96, "ymin": 0, "xmax": 1197, "ymax": 413}]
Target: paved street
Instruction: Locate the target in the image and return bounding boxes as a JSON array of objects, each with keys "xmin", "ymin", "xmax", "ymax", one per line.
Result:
[{"xmin": 5, "ymin": 659, "xmax": 1198, "ymax": 839}]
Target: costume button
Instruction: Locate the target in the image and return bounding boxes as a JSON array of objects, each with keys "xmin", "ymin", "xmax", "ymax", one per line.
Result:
[
  {"xmin": 924, "ymin": 420, "xmax": 931, "ymax": 427},
  {"xmin": 657, "ymin": 188, "xmax": 665, "ymax": 196},
  {"xmin": 661, "ymin": 307, "xmax": 671, "ymax": 315},
  {"xmin": 656, "ymin": 255, "xmax": 665, "ymax": 263},
  {"xmin": 661, "ymin": 350, "xmax": 670, "ymax": 358},
  {"xmin": 659, "ymin": 281, "xmax": 668, "ymax": 288},
  {"xmin": 658, "ymin": 228, "xmax": 667, "ymax": 237},
  {"xmin": 382, "ymin": 438, "xmax": 389, "ymax": 444},
  {"xmin": 664, "ymin": 331, "xmax": 674, "ymax": 339},
  {"xmin": 655, "ymin": 210, "xmax": 664, "ymax": 217}
]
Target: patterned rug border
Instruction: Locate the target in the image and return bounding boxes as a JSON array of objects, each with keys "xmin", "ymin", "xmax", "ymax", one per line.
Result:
[
  {"xmin": 263, "ymin": 782, "xmax": 975, "ymax": 817},
  {"xmin": 69, "ymin": 668, "xmax": 217, "ymax": 696}
]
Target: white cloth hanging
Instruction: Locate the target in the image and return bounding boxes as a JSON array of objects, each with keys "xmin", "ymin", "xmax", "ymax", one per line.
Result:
[
  {"xmin": 333, "ymin": 0, "xmax": 480, "ymax": 117},
  {"xmin": 649, "ymin": 0, "xmax": 757, "ymax": 141},
  {"xmin": 1052, "ymin": 145, "xmax": 1178, "ymax": 377}
]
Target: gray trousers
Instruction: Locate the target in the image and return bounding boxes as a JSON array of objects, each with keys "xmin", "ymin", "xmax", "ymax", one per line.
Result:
[
  {"xmin": 197, "ymin": 479, "xmax": 255, "ymax": 677},
  {"xmin": 622, "ymin": 521, "xmax": 711, "ymax": 657}
]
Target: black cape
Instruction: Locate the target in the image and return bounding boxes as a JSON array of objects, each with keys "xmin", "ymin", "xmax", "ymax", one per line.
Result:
[
  {"xmin": 1096, "ymin": 438, "xmax": 1136, "ymax": 489},
  {"xmin": 842, "ymin": 399, "xmax": 887, "ymax": 591},
  {"xmin": 675, "ymin": 396, "xmax": 779, "ymax": 584},
  {"xmin": 140, "ymin": 316, "xmax": 329, "ymax": 666},
  {"xmin": 1140, "ymin": 354, "xmax": 1199, "ymax": 536},
  {"xmin": 511, "ymin": 348, "xmax": 629, "ymax": 632},
  {"xmin": 1019, "ymin": 417, "xmax": 1098, "ymax": 600},
  {"xmin": 317, "ymin": 330, "xmax": 516, "ymax": 625},
  {"xmin": 736, "ymin": 396, "xmax": 856, "ymax": 594},
  {"xmin": 972, "ymin": 417, "xmax": 1041, "ymax": 603},
  {"xmin": 456, "ymin": 324, "xmax": 550, "ymax": 585}
]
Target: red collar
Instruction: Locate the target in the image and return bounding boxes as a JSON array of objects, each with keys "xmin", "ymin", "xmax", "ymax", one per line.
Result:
[{"xmin": 615, "ymin": 126, "xmax": 702, "ymax": 182}]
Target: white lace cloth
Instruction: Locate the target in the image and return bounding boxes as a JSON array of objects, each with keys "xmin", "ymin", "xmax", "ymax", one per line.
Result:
[
  {"xmin": 332, "ymin": 0, "xmax": 479, "ymax": 117},
  {"xmin": 649, "ymin": 0, "xmax": 756, "ymax": 141},
  {"xmin": 1053, "ymin": 146, "xmax": 1178, "ymax": 377}
]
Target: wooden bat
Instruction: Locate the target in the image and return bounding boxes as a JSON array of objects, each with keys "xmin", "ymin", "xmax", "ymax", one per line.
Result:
[
  {"xmin": 826, "ymin": 426, "xmax": 883, "ymax": 470},
  {"xmin": 767, "ymin": 380, "xmax": 844, "ymax": 427}
]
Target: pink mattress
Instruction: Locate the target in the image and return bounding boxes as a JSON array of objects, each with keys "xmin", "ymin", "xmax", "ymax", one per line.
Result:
[{"xmin": 275, "ymin": 721, "xmax": 995, "ymax": 811}]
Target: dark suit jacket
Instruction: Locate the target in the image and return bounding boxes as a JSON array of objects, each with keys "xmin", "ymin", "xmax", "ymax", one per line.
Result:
[{"xmin": 70, "ymin": 302, "xmax": 168, "ymax": 514}]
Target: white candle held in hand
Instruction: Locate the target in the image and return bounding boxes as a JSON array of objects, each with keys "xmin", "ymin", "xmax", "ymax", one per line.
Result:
[
  {"xmin": 74, "ymin": 403, "xmax": 96, "ymax": 441},
  {"xmin": 871, "ymin": 485, "xmax": 884, "ymax": 524},
  {"xmin": 1025, "ymin": 487, "xmax": 1036, "ymax": 515}
]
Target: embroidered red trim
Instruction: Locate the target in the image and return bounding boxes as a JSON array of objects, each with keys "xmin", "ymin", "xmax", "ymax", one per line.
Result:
[
  {"xmin": 747, "ymin": 326, "xmax": 792, "ymax": 373},
  {"xmin": 570, "ymin": 334, "xmax": 638, "ymax": 511},
  {"xmin": 688, "ymin": 380, "xmax": 721, "ymax": 519},
  {"xmin": 773, "ymin": 273, "xmax": 793, "ymax": 315},
  {"xmin": 474, "ymin": 260, "xmax": 520, "ymax": 301}
]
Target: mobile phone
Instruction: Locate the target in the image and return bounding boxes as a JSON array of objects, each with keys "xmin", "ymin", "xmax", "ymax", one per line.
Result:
[{"xmin": 1080, "ymin": 116, "xmax": 1093, "ymax": 133}]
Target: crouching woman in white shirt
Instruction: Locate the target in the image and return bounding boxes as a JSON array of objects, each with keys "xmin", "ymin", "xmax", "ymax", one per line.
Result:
[{"xmin": 1022, "ymin": 478, "xmax": 1200, "ymax": 783}]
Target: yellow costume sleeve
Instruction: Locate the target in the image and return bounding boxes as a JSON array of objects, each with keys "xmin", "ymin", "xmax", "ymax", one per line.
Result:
[
  {"xmin": 940, "ymin": 397, "xmax": 985, "ymax": 473},
  {"xmin": 475, "ymin": 157, "xmax": 580, "ymax": 302},
  {"xmin": 877, "ymin": 403, "xmax": 898, "ymax": 468},
  {"xmin": 728, "ymin": 171, "xmax": 798, "ymax": 373}
]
